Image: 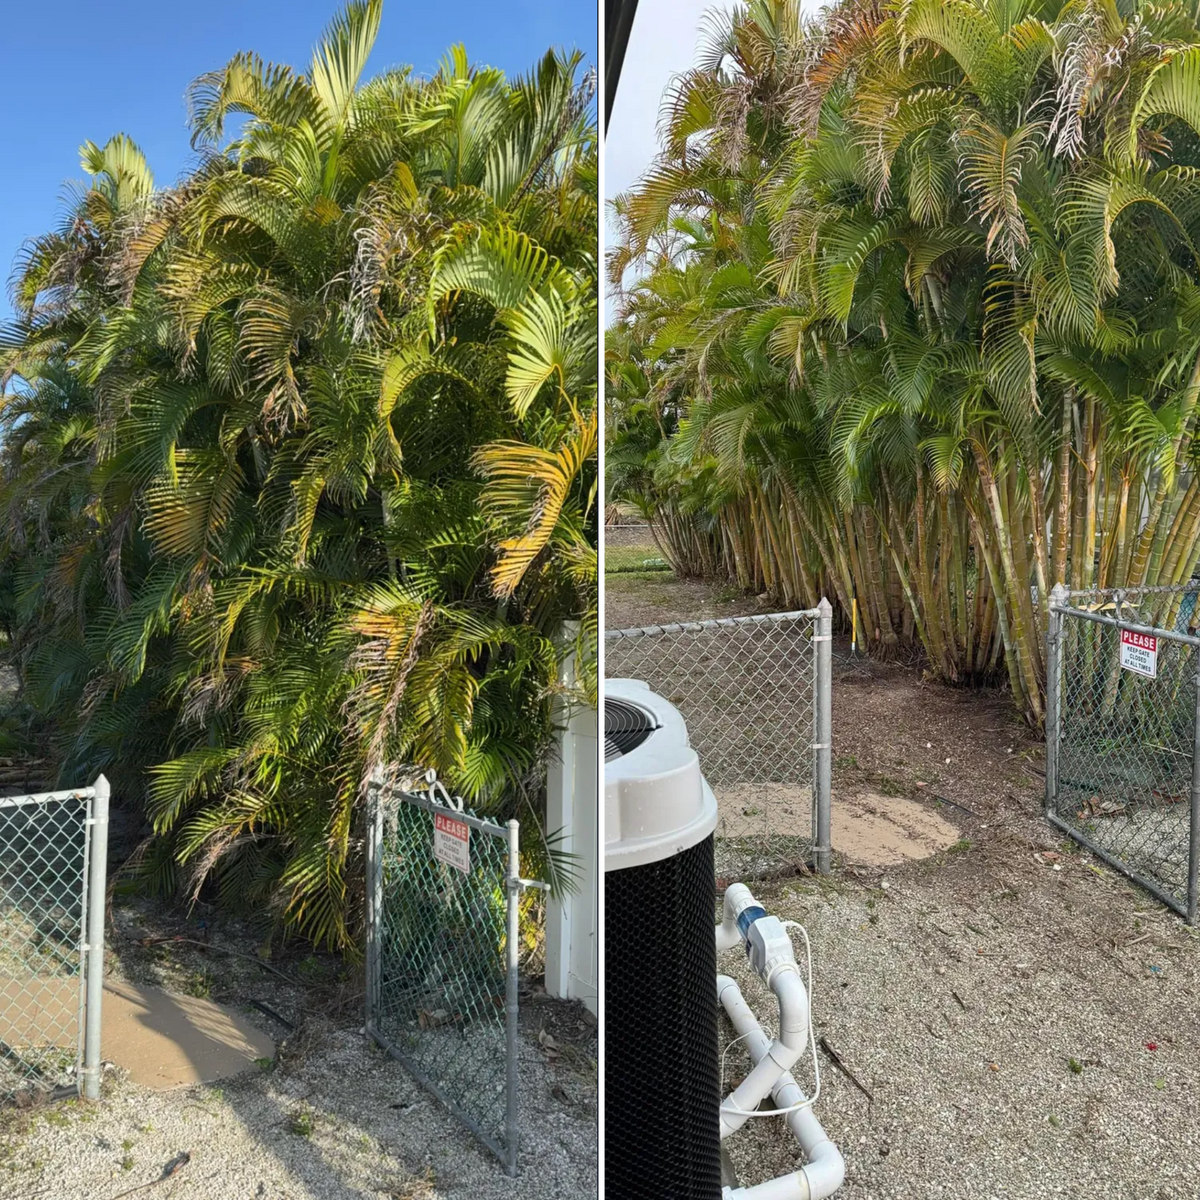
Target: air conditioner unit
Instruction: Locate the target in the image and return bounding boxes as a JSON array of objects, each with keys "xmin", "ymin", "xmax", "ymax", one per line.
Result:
[{"xmin": 605, "ymin": 679, "xmax": 723, "ymax": 1200}]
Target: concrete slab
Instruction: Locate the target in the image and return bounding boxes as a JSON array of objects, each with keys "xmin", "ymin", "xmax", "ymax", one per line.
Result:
[{"xmin": 1, "ymin": 977, "xmax": 275, "ymax": 1089}]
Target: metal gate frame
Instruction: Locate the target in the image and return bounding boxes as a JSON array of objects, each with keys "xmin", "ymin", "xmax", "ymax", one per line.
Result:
[
  {"xmin": 0, "ymin": 775, "xmax": 109, "ymax": 1100},
  {"xmin": 364, "ymin": 777, "xmax": 525, "ymax": 1175},
  {"xmin": 1046, "ymin": 583, "xmax": 1200, "ymax": 922},
  {"xmin": 604, "ymin": 600, "xmax": 833, "ymax": 876}
]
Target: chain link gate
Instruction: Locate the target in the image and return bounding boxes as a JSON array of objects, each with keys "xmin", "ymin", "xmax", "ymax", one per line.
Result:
[
  {"xmin": 1, "ymin": 776, "xmax": 109, "ymax": 1101},
  {"xmin": 1046, "ymin": 584, "xmax": 1200, "ymax": 921},
  {"xmin": 605, "ymin": 602, "xmax": 833, "ymax": 880},
  {"xmin": 364, "ymin": 774, "xmax": 535, "ymax": 1175}
]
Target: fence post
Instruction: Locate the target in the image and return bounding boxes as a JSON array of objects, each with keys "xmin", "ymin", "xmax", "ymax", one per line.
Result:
[
  {"xmin": 545, "ymin": 624, "xmax": 577, "ymax": 1005},
  {"xmin": 505, "ymin": 819, "xmax": 521, "ymax": 1177},
  {"xmin": 814, "ymin": 598, "xmax": 833, "ymax": 875},
  {"xmin": 1190, "ymin": 659, "xmax": 1200, "ymax": 925},
  {"xmin": 82, "ymin": 774, "xmax": 109, "ymax": 1100},
  {"xmin": 1045, "ymin": 584, "xmax": 1069, "ymax": 820},
  {"xmin": 364, "ymin": 779, "xmax": 384, "ymax": 1032}
]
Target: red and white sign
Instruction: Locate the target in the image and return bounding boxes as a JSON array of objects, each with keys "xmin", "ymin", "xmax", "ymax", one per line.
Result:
[
  {"xmin": 1120, "ymin": 628, "xmax": 1158, "ymax": 678},
  {"xmin": 434, "ymin": 812, "xmax": 470, "ymax": 873}
]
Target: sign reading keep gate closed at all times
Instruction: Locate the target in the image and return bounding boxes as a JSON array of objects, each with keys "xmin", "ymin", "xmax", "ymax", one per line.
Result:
[
  {"xmin": 1120, "ymin": 628, "xmax": 1159, "ymax": 678},
  {"xmin": 433, "ymin": 811, "xmax": 471, "ymax": 873}
]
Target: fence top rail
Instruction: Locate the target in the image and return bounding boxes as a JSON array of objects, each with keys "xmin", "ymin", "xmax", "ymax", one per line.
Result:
[
  {"xmin": 605, "ymin": 609, "xmax": 821, "ymax": 640},
  {"xmin": 1051, "ymin": 603, "xmax": 1200, "ymax": 649},
  {"xmin": 0, "ymin": 786, "xmax": 95, "ymax": 811},
  {"xmin": 369, "ymin": 783, "xmax": 510, "ymax": 839},
  {"xmin": 1065, "ymin": 582, "xmax": 1200, "ymax": 600}
]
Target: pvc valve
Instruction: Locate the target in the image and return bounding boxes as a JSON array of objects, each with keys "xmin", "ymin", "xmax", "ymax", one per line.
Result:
[{"xmin": 746, "ymin": 915, "xmax": 796, "ymax": 982}]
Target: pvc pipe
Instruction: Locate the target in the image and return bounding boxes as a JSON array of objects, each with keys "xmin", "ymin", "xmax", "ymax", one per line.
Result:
[
  {"xmin": 720, "ymin": 1036, "xmax": 802, "ymax": 1139},
  {"xmin": 719, "ymin": 965, "xmax": 809, "ymax": 1138},
  {"xmin": 772, "ymin": 968, "xmax": 810, "ymax": 1052},
  {"xmin": 718, "ymin": 976, "xmax": 844, "ymax": 1200}
]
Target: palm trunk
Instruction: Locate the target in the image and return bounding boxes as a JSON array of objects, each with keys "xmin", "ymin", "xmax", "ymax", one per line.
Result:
[
  {"xmin": 1052, "ymin": 390, "xmax": 1072, "ymax": 590},
  {"xmin": 973, "ymin": 440, "xmax": 1043, "ymax": 723}
]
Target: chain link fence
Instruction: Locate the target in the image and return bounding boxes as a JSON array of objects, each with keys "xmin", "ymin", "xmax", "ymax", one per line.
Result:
[
  {"xmin": 0, "ymin": 779, "xmax": 108, "ymax": 1101},
  {"xmin": 1046, "ymin": 584, "xmax": 1200, "ymax": 921},
  {"xmin": 365, "ymin": 776, "xmax": 525, "ymax": 1174},
  {"xmin": 605, "ymin": 604, "xmax": 832, "ymax": 881},
  {"xmin": 603, "ymin": 523, "xmax": 668, "ymax": 574}
]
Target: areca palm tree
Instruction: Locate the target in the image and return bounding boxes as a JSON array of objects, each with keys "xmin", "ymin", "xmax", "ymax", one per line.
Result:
[
  {"xmin": 0, "ymin": 0, "xmax": 597, "ymax": 947},
  {"xmin": 608, "ymin": 0, "xmax": 1200, "ymax": 725}
]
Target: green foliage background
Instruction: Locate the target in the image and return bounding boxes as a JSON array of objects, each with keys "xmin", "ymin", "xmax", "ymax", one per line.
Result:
[{"xmin": 0, "ymin": 0, "xmax": 597, "ymax": 948}]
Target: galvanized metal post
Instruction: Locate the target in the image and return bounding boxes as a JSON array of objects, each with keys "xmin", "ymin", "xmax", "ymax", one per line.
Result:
[
  {"xmin": 1189, "ymin": 658, "xmax": 1200, "ymax": 925},
  {"xmin": 504, "ymin": 819, "xmax": 521, "ymax": 1177},
  {"xmin": 82, "ymin": 774, "xmax": 109, "ymax": 1100},
  {"xmin": 364, "ymin": 781, "xmax": 384, "ymax": 1031},
  {"xmin": 1045, "ymin": 584, "xmax": 1069, "ymax": 820},
  {"xmin": 814, "ymin": 598, "xmax": 833, "ymax": 874}
]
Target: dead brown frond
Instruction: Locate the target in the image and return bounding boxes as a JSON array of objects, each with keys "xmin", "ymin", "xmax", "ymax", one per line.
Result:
[{"xmin": 799, "ymin": 0, "xmax": 887, "ymax": 135}]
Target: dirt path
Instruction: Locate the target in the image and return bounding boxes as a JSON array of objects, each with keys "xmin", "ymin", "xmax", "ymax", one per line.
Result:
[{"xmin": 608, "ymin": 571, "xmax": 1200, "ymax": 1200}]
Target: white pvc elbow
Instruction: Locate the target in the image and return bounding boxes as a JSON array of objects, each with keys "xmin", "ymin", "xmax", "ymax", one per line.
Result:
[
  {"xmin": 717, "ymin": 882, "xmax": 755, "ymax": 952},
  {"xmin": 772, "ymin": 967, "xmax": 810, "ymax": 1052}
]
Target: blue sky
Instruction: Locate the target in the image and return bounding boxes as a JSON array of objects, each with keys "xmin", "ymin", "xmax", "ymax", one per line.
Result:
[{"xmin": 0, "ymin": 0, "xmax": 596, "ymax": 321}]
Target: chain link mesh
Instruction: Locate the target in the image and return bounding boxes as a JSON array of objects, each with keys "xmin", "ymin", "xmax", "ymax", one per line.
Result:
[
  {"xmin": 367, "ymin": 785, "xmax": 516, "ymax": 1168},
  {"xmin": 1051, "ymin": 588, "xmax": 1199, "ymax": 917},
  {"xmin": 604, "ymin": 524, "xmax": 668, "ymax": 574},
  {"xmin": 605, "ymin": 612, "xmax": 819, "ymax": 880},
  {"xmin": 0, "ymin": 792, "xmax": 89, "ymax": 1099}
]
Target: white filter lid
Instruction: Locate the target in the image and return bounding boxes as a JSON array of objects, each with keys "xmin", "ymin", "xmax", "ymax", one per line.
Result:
[{"xmin": 604, "ymin": 679, "xmax": 717, "ymax": 871}]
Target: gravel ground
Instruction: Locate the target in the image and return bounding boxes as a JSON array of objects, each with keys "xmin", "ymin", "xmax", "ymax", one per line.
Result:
[
  {"xmin": 722, "ymin": 850, "xmax": 1200, "ymax": 1200},
  {"xmin": 0, "ymin": 902, "xmax": 597, "ymax": 1200},
  {"xmin": 611, "ymin": 571, "xmax": 1200, "ymax": 1200}
]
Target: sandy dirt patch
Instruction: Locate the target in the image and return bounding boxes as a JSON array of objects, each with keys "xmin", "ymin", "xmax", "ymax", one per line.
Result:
[{"xmin": 832, "ymin": 790, "xmax": 961, "ymax": 866}]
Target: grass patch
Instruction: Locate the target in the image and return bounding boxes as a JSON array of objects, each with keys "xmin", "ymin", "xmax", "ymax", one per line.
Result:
[
  {"xmin": 182, "ymin": 967, "xmax": 213, "ymax": 999},
  {"xmin": 289, "ymin": 1107, "xmax": 314, "ymax": 1137}
]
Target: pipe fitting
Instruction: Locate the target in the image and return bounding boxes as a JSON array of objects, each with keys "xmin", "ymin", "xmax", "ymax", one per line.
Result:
[
  {"xmin": 719, "ymin": 1035, "xmax": 802, "ymax": 1139},
  {"xmin": 718, "ymin": 882, "xmax": 758, "ymax": 952},
  {"xmin": 771, "ymin": 966, "xmax": 810, "ymax": 1052}
]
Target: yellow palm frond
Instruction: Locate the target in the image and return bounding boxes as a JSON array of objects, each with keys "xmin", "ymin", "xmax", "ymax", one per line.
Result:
[{"xmin": 474, "ymin": 408, "xmax": 597, "ymax": 597}]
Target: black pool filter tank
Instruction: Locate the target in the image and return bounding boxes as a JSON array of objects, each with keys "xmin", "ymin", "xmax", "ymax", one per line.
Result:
[{"xmin": 605, "ymin": 679, "xmax": 722, "ymax": 1200}]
